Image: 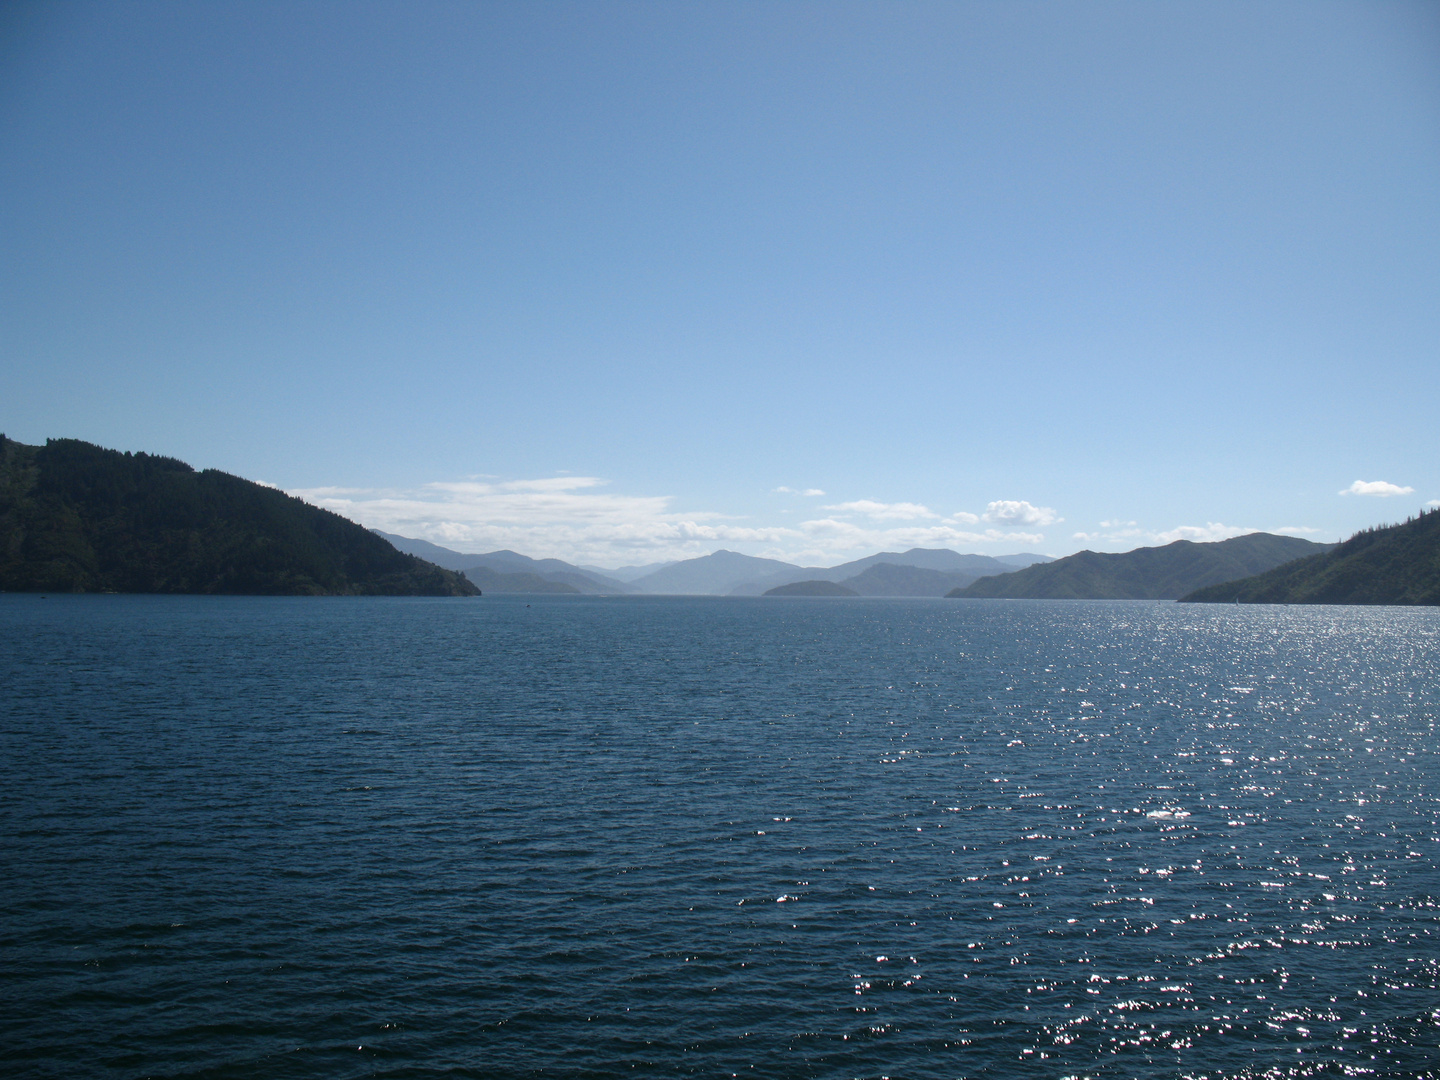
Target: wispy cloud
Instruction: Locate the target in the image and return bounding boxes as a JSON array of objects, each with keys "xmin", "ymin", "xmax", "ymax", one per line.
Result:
[
  {"xmin": 1152, "ymin": 522, "xmax": 1256, "ymax": 544},
  {"xmin": 823, "ymin": 499, "xmax": 938, "ymax": 520},
  {"xmin": 1074, "ymin": 521, "xmax": 1289, "ymax": 546},
  {"xmin": 983, "ymin": 500, "xmax": 1061, "ymax": 527},
  {"xmin": 496, "ymin": 477, "xmax": 606, "ymax": 493},
  {"xmin": 1072, "ymin": 527, "xmax": 1144, "ymax": 544},
  {"xmin": 1340, "ymin": 480, "xmax": 1414, "ymax": 497},
  {"xmin": 290, "ymin": 477, "xmax": 759, "ymax": 563},
  {"xmin": 775, "ymin": 486, "xmax": 825, "ymax": 496},
  {"xmin": 288, "ymin": 477, "xmax": 1048, "ymax": 566},
  {"xmin": 1428, "ymin": 499, "xmax": 1440, "ymax": 509}
]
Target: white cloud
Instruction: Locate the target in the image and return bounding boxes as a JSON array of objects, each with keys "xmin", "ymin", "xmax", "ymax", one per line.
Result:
[
  {"xmin": 1076, "ymin": 520, "xmax": 1327, "ymax": 548},
  {"xmin": 287, "ymin": 476, "xmax": 1047, "ymax": 566},
  {"xmin": 1340, "ymin": 480, "xmax": 1414, "ymax": 497},
  {"xmin": 1428, "ymin": 500, "xmax": 1440, "ymax": 509},
  {"xmin": 1073, "ymin": 519, "xmax": 1327, "ymax": 549},
  {"xmin": 289, "ymin": 477, "xmax": 765, "ymax": 564},
  {"xmin": 823, "ymin": 499, "xmax": 938, "ymax": 520},
  {"xmin": 983, "ymin": 500, "xmax": 1061, "ymax": 527},
  {"xmin": 775, "ymin": 486, "xmax": 825, "ymax": 496}
]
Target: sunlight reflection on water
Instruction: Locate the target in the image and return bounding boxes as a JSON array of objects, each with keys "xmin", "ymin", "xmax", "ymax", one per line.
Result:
[{"xmin": 1, "ymin": 595, "xmax": 1437, "ymax": 1078}]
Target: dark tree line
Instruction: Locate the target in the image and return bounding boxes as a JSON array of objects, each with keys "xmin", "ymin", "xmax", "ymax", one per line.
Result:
[
  {"xmin": 0, "ymin": 436, "xmax": 477, "ymax": 596},
  {"xmin": 1182, "ymin": 509, "xmax": 1440, "ymax": 605}
]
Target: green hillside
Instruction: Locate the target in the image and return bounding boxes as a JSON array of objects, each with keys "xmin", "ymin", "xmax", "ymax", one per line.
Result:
[
  {"xmin": 1181, "ymin": 510, "xmax": 1440, "ymax": 605},
  {"xmin": 763, "ymin": 579, "xmax": 857, "ymax": 596},
  {"xmin": 950, "ymin": 533, "xmax": 1331, "ymax": 600},
  {"xmin": 0, "ymin": 436, "xmax": 478, "ymax": 596}
]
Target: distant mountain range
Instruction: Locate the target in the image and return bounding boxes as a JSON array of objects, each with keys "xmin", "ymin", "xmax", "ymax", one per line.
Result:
[
  {"xmin": 0, "ymin": 438, "xmax": 476, "ymax": 595},
  {"xmin": 457, "ymin": 549, "xmax": 639, "ymax": 594},
  {"xmin": 829, "ymin": 563, "xmax": 983, "ymax": 597},
  {"xmin": 373, "ymin": 524, "xmax": 1436, "ymax": 604},
  {"xmin": 727, "ymin": 548, "xmax": 1051, "ymax": 596},
  {"xmin": 462, "ymin": 566, "xmax": 583, "ymax": 594},
  {"xmin": 628, "ymin": 549, "xmax": 801, "ymax": 594},
  {"xmin": 19, "ymin": 438, "xmax": 1424, "ymax": 604},
  {"xmin": 577, "ymin": 560, "xmax": 677, "ymax": 583},
  {"xmin": 375, "ymin": 532, "xmax": 639, "ymax": 594},
  {"xmin": 949, "ymin": 533, "xmax": 1334, "ymax": 600},
  {"xmin": 1181, "ymin": 511, "xmax": 1439, "ymax": 605},
  {"xmin": 375, "ymin": 536, "xmax": 1056, "ymax": 597}
]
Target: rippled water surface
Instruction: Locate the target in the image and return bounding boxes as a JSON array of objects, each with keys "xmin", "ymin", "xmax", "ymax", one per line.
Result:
[{"xmin": 2, "ymin": 594, "xmax": 1438, "ymax": 1079}]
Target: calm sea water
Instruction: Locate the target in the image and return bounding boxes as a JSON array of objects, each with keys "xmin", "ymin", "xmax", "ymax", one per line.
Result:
[{"xmin": 2, "ymin": 594, "xmax": 1437, "ymax": 1079}]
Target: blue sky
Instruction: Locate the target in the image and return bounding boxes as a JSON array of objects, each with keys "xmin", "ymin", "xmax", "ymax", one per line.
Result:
[{"xmin": 2, "ymin": 1, "xmax": 1437, "ymax": 566}]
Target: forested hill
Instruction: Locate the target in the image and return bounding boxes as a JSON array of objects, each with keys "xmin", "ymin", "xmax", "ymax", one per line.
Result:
[
  {"xmin": 1181, "ymin": 510, "xmax": 1440, "ymax": 605},
  {"xmin": 950, "ymin": 533, "xmax": 1332, "ymax": 600},
  {"xmin": 0, "ymin": 437, "xmax": 478, "ymax": 596}
]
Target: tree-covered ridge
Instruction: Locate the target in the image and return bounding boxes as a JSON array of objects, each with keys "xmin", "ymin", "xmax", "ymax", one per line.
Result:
[
  {"xmin": 1181, "ymin": 509, "xmax": 1440, "ymax": 605},
  {"xmin": 949, "ymin": 533, "xmax": 1332, "ymax": 600},
  {"xmin": 0, "ymin": 436, "xmax": 478, "ymax": 596},
  {"xmin": 763, "ymin": 579, "xmax": 858, "ymax": 596}
]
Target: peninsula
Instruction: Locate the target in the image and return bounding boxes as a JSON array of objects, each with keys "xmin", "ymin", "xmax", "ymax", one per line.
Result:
[
  {"xmin": 1180, "ymin": 510, "xmax": 1439, "ymax": 605},
  {"xmin": 0, "ymin": 437, "xmax": 477, "ymax": 596},
  {"xmin": 948, "ymin": 533, "xmax": 1332, "ymax": 600}
]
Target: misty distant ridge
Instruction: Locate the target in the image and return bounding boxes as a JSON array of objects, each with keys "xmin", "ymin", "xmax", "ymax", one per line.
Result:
[
  {"xmin": 577, "ymin": 560, "xmax": 678, "ymax": 583},
  {"xmin": 632, "ymin": 550, "xmax": 806, "ymax": 595},
  {"xmin": 376, "ymin": 532, "xmax": 1056, "ymax": 596},
  {"xmin": 375, "ymin": 530, "xmax": 1366, "ymax": 601},
  {"xmin": 724, "ymin": 548, "xmax": 1050, "ymax": 596},
  {"xmin": 372, "ymin": 533, "xmax": 640, "ymax": 594}
]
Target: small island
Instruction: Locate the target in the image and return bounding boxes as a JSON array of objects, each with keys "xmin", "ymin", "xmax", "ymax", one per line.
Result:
[{"xmin": 763, "ymin": 579, "xmax": 858, "ymax": 596}]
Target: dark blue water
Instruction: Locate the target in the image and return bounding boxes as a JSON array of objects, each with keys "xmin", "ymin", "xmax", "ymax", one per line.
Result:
[{"xmin": 2, "ymin": 594, "xmax": 1438, "ymax": 1079}]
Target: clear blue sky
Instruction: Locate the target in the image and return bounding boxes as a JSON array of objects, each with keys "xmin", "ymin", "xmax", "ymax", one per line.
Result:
[{"xmin": 3, "ymin": 1, "xmax": 1437, "ymax": 565}]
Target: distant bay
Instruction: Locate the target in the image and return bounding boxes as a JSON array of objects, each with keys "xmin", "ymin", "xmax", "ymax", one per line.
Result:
[{"xmin": 2, "ymin": 594, "xmax": 1437, "ymax": 1078}]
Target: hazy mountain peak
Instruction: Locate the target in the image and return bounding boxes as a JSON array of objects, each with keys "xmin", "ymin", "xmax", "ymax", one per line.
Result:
[{"xmin": 629, "ymin": 550, "xmax": 800, "ymax": 594}]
